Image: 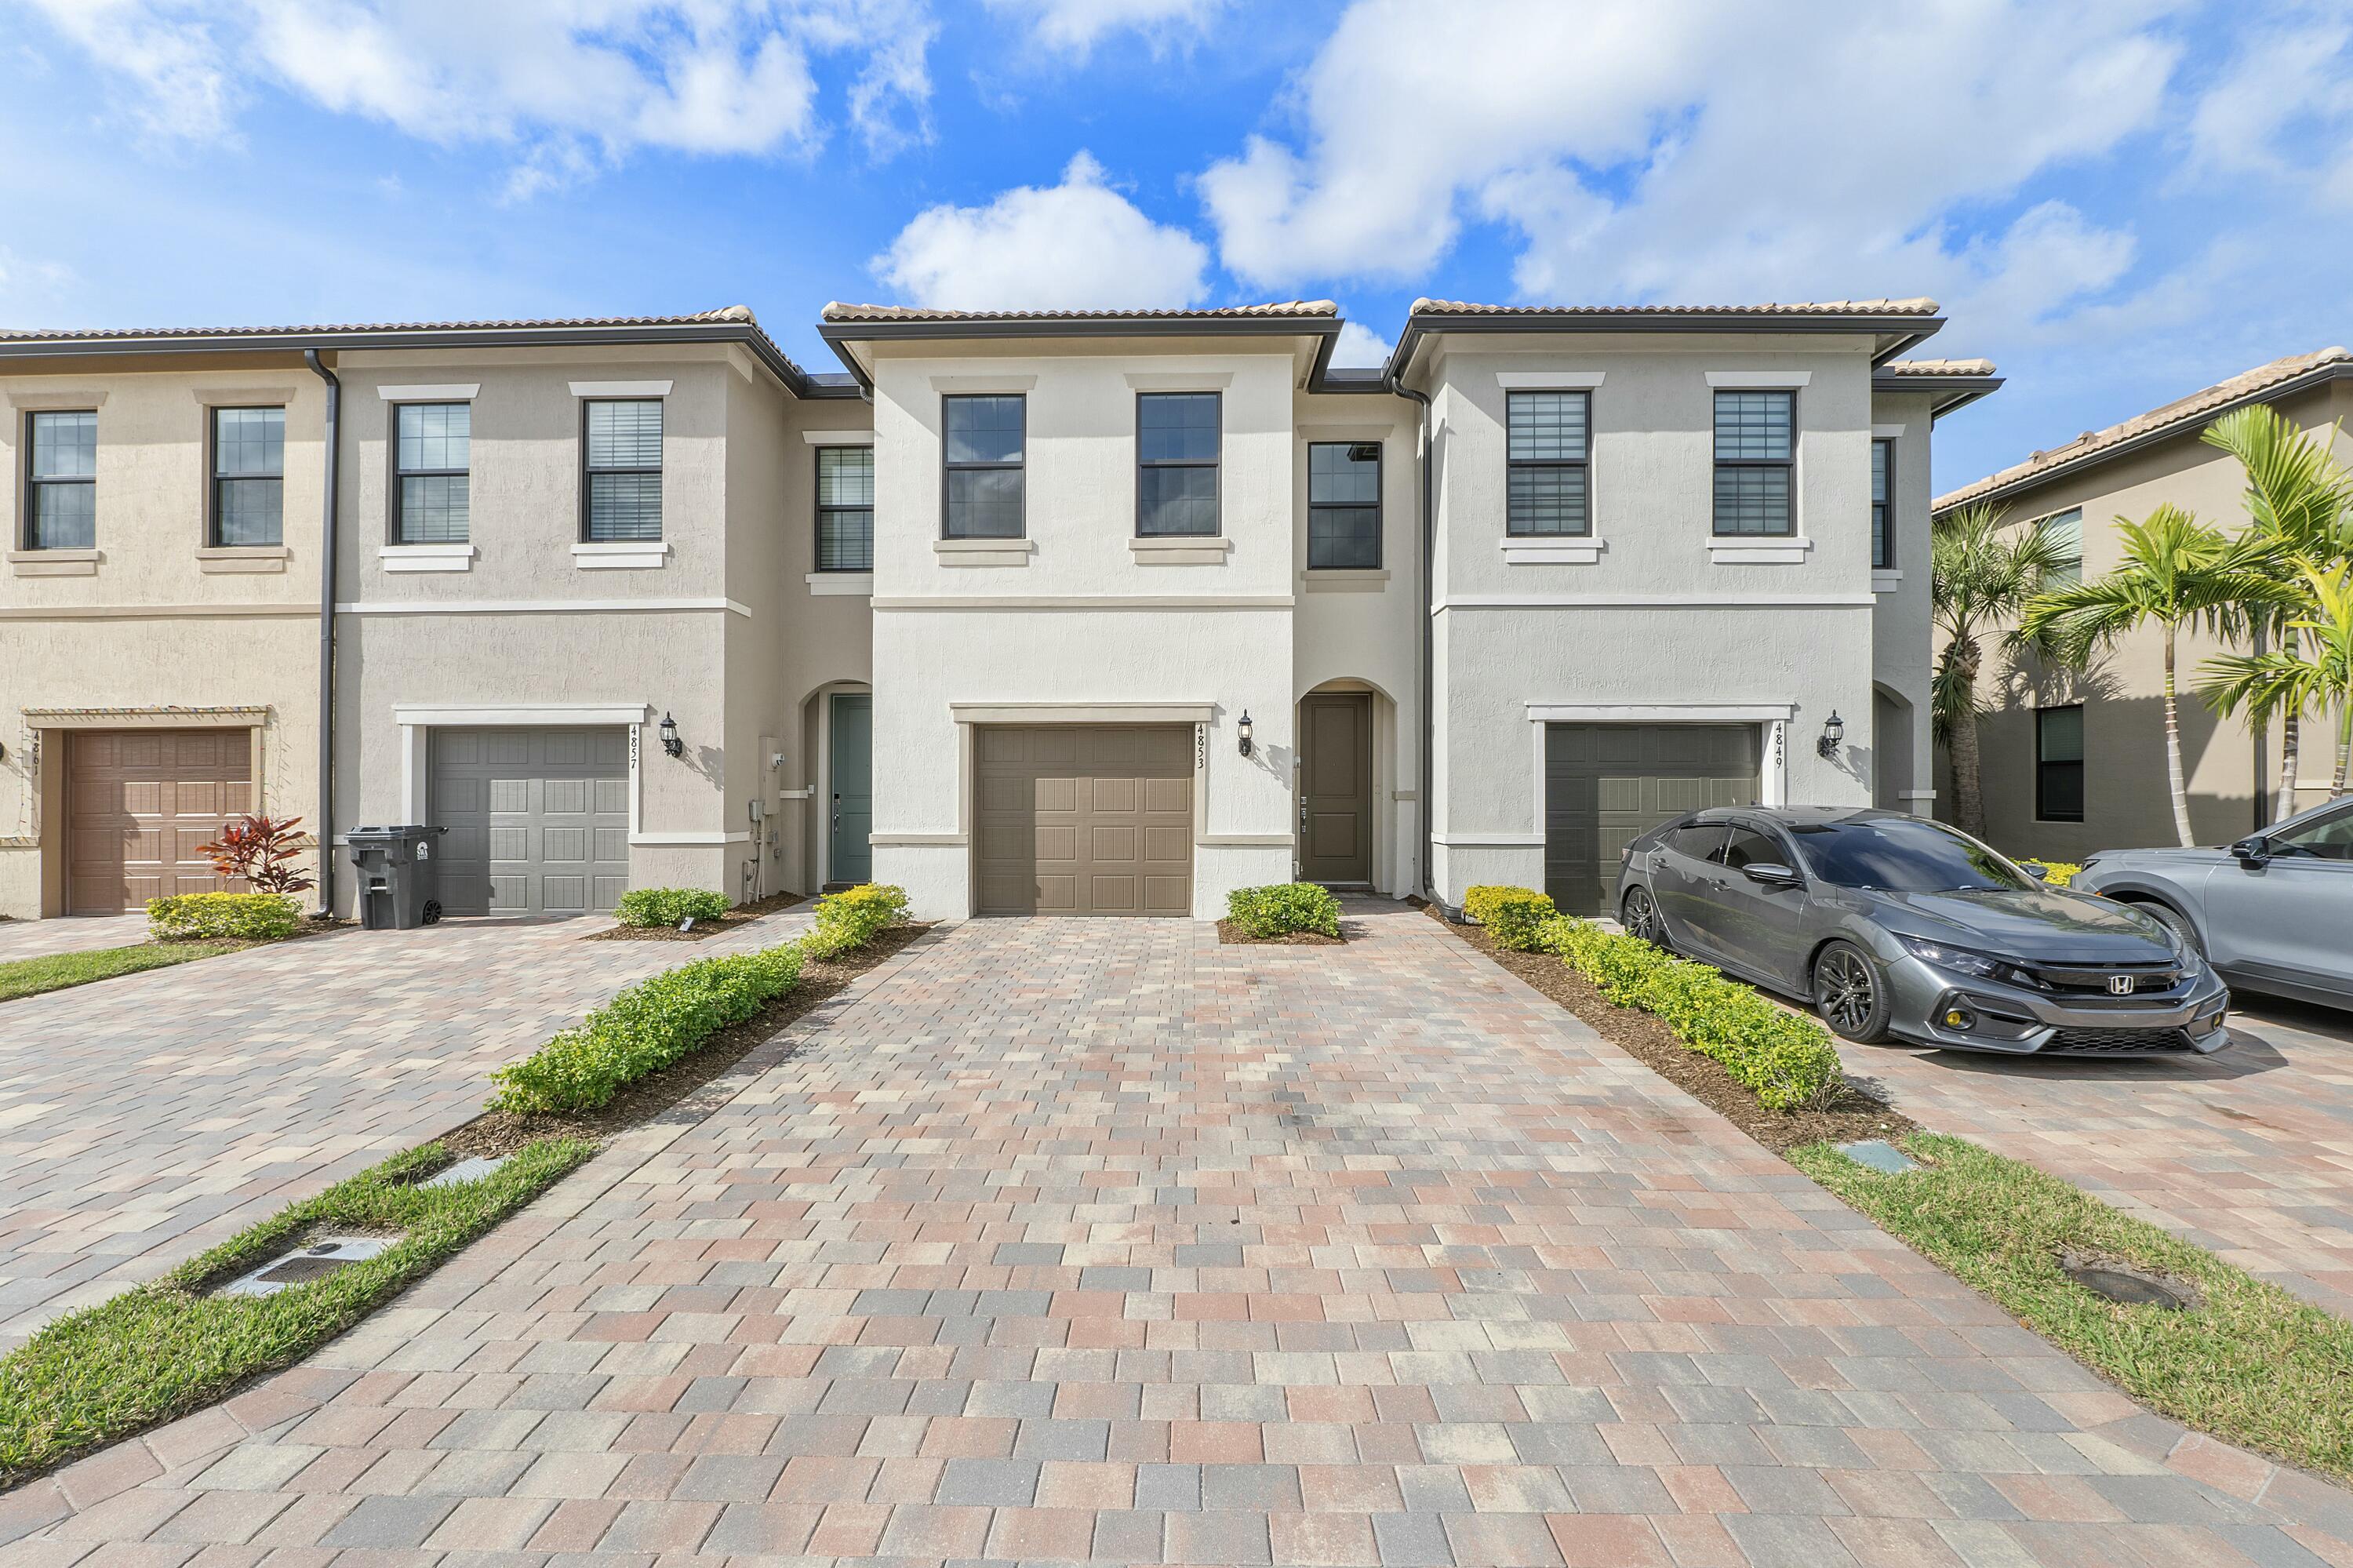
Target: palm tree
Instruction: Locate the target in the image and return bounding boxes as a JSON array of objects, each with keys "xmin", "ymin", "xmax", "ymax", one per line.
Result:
[
  {"xmin": 2199, "ymin": 407, "xmax": 2353, "ymax": 818},
  {"xmin": 1931, "ymin": 502, "xmax": 2071, "ymax": 839},
  {"xmin": 2020, "ymin": 506, "xmax": 2275, "ymax": 846}
]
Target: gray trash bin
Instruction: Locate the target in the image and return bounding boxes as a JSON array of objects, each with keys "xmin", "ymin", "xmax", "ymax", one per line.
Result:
[{"xmin": 347, "ymin": 825, "xmax": 447, "ymax": 930}]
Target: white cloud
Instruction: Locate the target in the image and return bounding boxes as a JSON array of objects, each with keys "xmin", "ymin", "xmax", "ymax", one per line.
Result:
[
  {"xmin": 873, "ymin": 151, "xmax": 1209, "ymax": 307},
  {"xmin": 20, "ymin": 0, "xmax": 933, "ymax": 176},
  {"xmin": 1331, "ymin": 318, "xmax": 1391, "ymax": 367},
  {"xmin": 986, "ymin": 0, "xmax": 1224, "ymax": 56}
]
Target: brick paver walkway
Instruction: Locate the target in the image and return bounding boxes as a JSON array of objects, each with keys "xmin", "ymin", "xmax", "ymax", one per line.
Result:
[
  {"xmin": 9, "ymin": 904, "xmax": 2348, "ymax": 1564},
  {"xmin": 1837, "ymin": 992, "xmax": 2353, "ymax": 1316},
  {"xmin": 0, "ymin": 907, "xmax": 810, "ymax": 1348}
]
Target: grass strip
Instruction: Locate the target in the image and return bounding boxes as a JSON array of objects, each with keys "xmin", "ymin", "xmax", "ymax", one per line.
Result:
[
  {"xmin": 0, "ymin": 941, "xmax": 243, "ymax": 1003},
  {"xmin": 1793, "ymin": 1132, "xmax": 2353, "ymax": 1484},
  {"xmin": 0, "ymin": 1137, "xmax": 593, "ymax": 1486}
]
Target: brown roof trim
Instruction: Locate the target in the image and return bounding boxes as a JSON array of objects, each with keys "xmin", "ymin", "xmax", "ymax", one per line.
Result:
[
  {"xmin": 1935, "ymin": 347, "xmax": 2353, "ymax": 512},
  {"xmin": 1386, "ymin": 298, "xmax": 1947, "ymax": 382},
  {"xmin": 816, "ymin": 301, "xmax": 1349, "ymax": 391},
  {"xmin": 0, "ymin": 307, "xmax": 843, "ymax": 398}
]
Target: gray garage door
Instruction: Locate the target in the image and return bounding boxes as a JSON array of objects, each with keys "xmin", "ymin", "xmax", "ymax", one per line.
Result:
[
  {"xmin": 975, "ymin": 725, "xmax": 1192, "ymax": 915},
  {"xmin": 1544, "ymin": 724, "xmax": 1758, "ymax": 916},
  {"xmin": 430, "ymin": 727, "xmax": 630, "ymax": 916}
]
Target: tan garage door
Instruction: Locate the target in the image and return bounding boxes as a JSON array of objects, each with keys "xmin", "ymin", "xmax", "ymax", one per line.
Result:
[
  {"xmin": 66, "ymin": 728, "xmax": 252, "ymax": 913},
  {"xmin": 975, "ymin": 725, "xmax": 1192, "ymax": 915}
]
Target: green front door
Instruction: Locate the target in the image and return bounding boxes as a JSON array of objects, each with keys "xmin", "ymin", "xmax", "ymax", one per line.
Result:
[{"xmin": 828, "ymin": 693, "xmax": 873, "ymax": 886}]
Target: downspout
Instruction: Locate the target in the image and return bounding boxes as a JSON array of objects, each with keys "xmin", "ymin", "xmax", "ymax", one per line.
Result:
[
  {"xmin": 304, "ymin": 350, "xmax": 340, "ymax": 919},
  {"xmin": 1395, "ymin": 380, "xmax": 1437, "ymax": 911}
]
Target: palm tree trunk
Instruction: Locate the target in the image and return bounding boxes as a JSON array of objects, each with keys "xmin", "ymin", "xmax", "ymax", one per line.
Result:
[
  {"xmin": 2164, "ymin": 624, "xmax": 2195, "ymax": 847},
  {"xmin": 2278, "ymin": 627, "xmax": 2302, "ymax": 821},
  {"xmin": 2333, "ymin": 700, "xmax": 2350, "ymax": 795},
  {"xmin": 1950, "ymin": 644, "xmax": 1984, "ymax": 838}
]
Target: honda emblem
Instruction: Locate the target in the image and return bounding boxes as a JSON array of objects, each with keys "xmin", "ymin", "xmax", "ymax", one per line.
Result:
[{"xmin": 2108, "ymin": 974, "xmax": 2133, "ymax": 995}]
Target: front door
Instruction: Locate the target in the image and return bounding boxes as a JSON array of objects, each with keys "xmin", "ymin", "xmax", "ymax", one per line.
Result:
[
  {"xmin": 828, "ymin": 693, "xmax": 872, "ymax": 886},
  {"xmin": 1299, "ymin": 694, "xmax": 1373, "ymax": 885}
]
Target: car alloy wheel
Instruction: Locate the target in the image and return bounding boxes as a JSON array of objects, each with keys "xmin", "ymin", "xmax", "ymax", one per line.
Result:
[
  {"xmin": 1813, "ymin": 940, "xmax": 1890, "ymax": 1043},
  {"xmin": 1622, "ymin": 886, "xmax": 1667, "ymax": 948},
  {"xmin": 2141, "ymin": 901, "xmax": 2204, "ymax": 959}
]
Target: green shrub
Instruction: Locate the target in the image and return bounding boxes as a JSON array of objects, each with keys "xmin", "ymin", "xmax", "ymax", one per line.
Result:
[
  {"xmin": 802, "ymin": 883, "xmax": 910, "ymax": 959},
  {"xmin": 2024, "ymin": 860, "xmax": 2083, "ymax": 888},
  {"xmin": 489, "ymin": 942, "xmax": 804, "ymax": 1115},
  {"xmin": 146, "ymin": 893, "xmax": 302, "ymax": 943},
  {"xmin": 614, "ymin": 886, "xmax": 733, "ymax": 928},
  {"xmin": 1461, "ymin": 885, "xmax": 1557, "ymax": 950},
  {"xmin": 1225, "ymin": 882, "xmax": 1342, "ymax": 939},
  {"xmin": 1540, "ymin": 915, "xmax": 1842, "ymax": 1111}
]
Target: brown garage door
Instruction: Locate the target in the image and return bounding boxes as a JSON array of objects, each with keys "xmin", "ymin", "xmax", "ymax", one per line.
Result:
[
  {"xmin": 65, "ymin": 728, "xmax": 253, "ymax": 913},
  {"xmin": 975, "ymin": 725, "xmax": 1192, "ymax": 915},
  {"xmin": 1544, "ymin": 723, "xmax": 1758, "ymax": 917}
]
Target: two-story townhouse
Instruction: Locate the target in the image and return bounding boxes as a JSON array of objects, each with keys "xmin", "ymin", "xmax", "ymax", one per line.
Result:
[
  {"xmin": 1391, "ymin": 300, "xmax": 1998, "ymax": 915},
  {"xmin": 1933, "ymin": 347, "xmax": 2353, "ymax": 860}
]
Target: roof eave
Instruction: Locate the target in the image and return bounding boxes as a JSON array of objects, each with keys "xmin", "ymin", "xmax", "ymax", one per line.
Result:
[
  {"xmin": 1873, "ymin": 372, "xmax": 2005, "ymax": 423},
  {"xmin": 1385, "ymin": 309, "xmax": 1947, "ymax": 384},
  {"xmin": 816, "ymin": 312, "xmax": 1347, "ymax": 392}
]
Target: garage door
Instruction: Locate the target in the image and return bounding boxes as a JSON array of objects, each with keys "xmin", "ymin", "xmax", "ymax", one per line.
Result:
[
  {"xmin": 65, "ymin": 728, "xmax": 253, "ymax": 913},
  {"xmin": 1544, "ymin": 724, "xmax": 1758, "ymax": 916},
  {"xmin": 430, "ymin": 727, "xmax": 630, "ymax": 916},
  {"xmin": 975, "ymin": 725, "xmax": 1192, "ymax": 915}
]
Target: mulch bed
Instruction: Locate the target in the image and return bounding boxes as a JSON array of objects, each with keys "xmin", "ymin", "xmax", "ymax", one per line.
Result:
[
  {"xmin": 1215, "ymin": 919, "xmax": 1346, "ymax": 946},
  {"xmin": 441, "ymin": 921, "xmax": 933, "ymax": 1158},
  {"xmin": 582, "ymin": 892, "xmax": 807, "ymax": 942},
  {"xmin": 1428, "ymin": 906, "xmax": 1916, "ymax": 1154}
]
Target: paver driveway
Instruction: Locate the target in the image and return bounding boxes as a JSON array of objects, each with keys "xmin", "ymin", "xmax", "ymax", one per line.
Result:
[
  {"xmin": 1835, "ymin": 992, "xmax": 2353, "ymax": 1316},
  {"xmin": 0, "ymin": 908, "xmax": 809, "ymax": 1348},
  {"xmin": 0, "ymin": 915, "xmax": 151, "ymax": 964},
  {"xmin": 9, "ymin": 904, "xmax": 2349, "ymax": 1566}
]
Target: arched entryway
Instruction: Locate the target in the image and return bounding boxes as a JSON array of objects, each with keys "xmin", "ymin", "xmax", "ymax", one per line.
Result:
[{"xmin": 1296, "ymin": 677, "xmax": 1401, "ymax": 890}]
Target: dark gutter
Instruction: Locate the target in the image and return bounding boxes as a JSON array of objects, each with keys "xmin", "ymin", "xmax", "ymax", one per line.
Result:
[
  {"xmin": 816, "ymin": 313, "xmax": 1346, "ymax": 393},
  {"xmin": 1385, "ymin": 307, "xmax": 1947, "ymax": 384},
  {"xmin": 1395, "ymin": 380, "xmax": 1437, "ymax": 909},
  {"xmin": 303, "ymin": 349, "xmax": 340, "ymax": 919}
]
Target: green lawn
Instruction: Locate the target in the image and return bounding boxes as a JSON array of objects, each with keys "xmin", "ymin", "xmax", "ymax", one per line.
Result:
[
  {"xmin": 0, "ymin": 1138, "xmax": 593, "ymax": 1485},
  {"xmin": 1795, "ymin": 1132, "xmax": 2353, "ymax": 1484},
  {"xmin": 0, "ymin": 941, "xmax": 244, "ymax": 1002}
]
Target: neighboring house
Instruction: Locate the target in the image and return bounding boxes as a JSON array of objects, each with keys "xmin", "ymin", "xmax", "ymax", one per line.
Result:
[
  {"xmin": 1, "ymin": 293, "xmax": 1997, "ymax": 923},
  {"xmin": 1933, "ymin": 347, "xmax": 2353, "ymax": 862}
]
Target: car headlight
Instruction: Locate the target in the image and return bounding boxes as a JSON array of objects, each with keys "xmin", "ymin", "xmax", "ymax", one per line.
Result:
[{"xmin": 1897, "ymin": 935, "xmax": 2048, "ymax": 989}]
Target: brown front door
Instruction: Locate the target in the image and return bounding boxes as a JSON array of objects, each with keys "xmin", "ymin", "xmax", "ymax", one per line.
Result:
[
  {"xmin": 1299, "ymin": 693, "xmax": 1373, "ymax": 885},
  {"xmin": 974, "ymin": 725, "xmax": 1193, "ymax": 915},
  {"xmin": 65, "ymin": 728, "xmax": 253, "ymax": 914}
]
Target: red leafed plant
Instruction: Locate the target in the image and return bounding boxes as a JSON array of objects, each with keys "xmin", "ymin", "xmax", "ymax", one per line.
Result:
[{"xmin": 198, "ymin": 813, "xmax": 317, "ymax": 894}]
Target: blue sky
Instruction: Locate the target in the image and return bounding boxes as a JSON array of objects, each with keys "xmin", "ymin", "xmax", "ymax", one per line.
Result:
[{"xmin": 5, "ymin": 0, "xmax": 2352, "ymax": 491}]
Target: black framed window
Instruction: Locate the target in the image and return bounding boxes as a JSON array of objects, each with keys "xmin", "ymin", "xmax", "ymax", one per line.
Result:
[
  {"xmin": 2040, "ymin": 508, "xmax": 2083, "ymax": 586},
  {"xmin": 1871, "ymin": 437, "xmax": 1893, "ymax": 569},
  {"xmin": 1137, "ymin": 391, "xmax": 1220, "ymax": 537},
  {"xmin": 1307, "ymin": 441, "xmax": 1380, "ymax": 568},
  {"xmin": 2036, "ymin": 704, "xmax": 2085, "ymax": 823},
  {"xmin": 943, "ymin": 395, "xmax": 1024, "ymax": 538},
  {"xmin": 816, "ymin": 446, "xmax": 874, "ymax": 571},
  {"xmin": 25, "ymin": 409, "xmax": 96, "ymax": 549},
  {"xmin": 211, "ymin": 406, "xmax": 285, "ymax": 547},
  {"xmin": 1713, "ymin": 390, "xmax": 1795, "ymax": 536},
  {"xmin": 394, "ymin": 402, "xmax": 471, "ymax": 544},
  {"xmin": 1507, "ymin": 391, "xmax": 1589, "ymax": 535},
  {"xmin": 584, "ymin": 399, "xmax": 662, "ymax": 541}
]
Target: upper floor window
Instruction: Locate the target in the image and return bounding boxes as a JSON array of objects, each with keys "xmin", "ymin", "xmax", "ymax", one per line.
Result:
[
  {"xmin": 1871, "ymin": 437, "xmax": 1893, "ymax": 569},
  {"xmin": 212, "ymin": 406, "xmax": 285, "ymax": 548},
  {"xmin": 816, "ymin": 446, "xmax": 875, "ymax": 572},
  {"xmin": 2036, "ymin": 704, "xmax": 2085, "ymax": 823},
  {"xmin": 1712, "ymin": 390, "xmax": 1794, "ymax": 536},
  {"xmin": 2038, "ymin": 508, "xmax": 2083, "ymax": 586},
  {"xmin": 25, "ymin": 410, "xmax": 96, "ymax": 549},
  {"xmin": 1136, "ymin": 391, "xmax": 1220, "ymax": 537},
  {"xmin": 584, "ymin": 399, "xmax": 662, "ymax": 541},
  {"xmin": 1507, "ymin": 391, "xmax": 1589, "ymax": 536},
  {"xmin": 395, "ymin": 402, "xmax": 471, "ymax": 544},
  {"xmin": 943, "ymin": 394, "xmax": 1024, "ymax": 538},
  {"xmin": 1308, "ymin": 441, "xmax": 1380, "ymax": 569}
]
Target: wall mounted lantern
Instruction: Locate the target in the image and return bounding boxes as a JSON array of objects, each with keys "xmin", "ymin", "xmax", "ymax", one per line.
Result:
[
  {"xmin": 1817, "ymin": 710, "xmax": 1845, "ymax": 759},
  {"xmin": 1237, "ymin": 711, "xmax": 1255, "ymax": 757},
  {"xmin": 659, "ymin": 712, "xmax": 683, "ymax": 759}
]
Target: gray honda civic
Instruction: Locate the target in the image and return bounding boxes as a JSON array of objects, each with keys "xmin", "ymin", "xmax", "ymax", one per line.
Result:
[{"xmin": 1614, "ymin": 806, "xmax": 2231, "ymax": 1056}]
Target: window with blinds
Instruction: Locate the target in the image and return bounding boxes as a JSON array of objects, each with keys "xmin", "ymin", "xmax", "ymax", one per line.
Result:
[
  {"xmin": 1712, "ymin": 390, "xmax": 1795, "ymax": 537},
  {"xmin": 584, "ymin": 399, "xmax": 663, "ymax": 542},
  {"xmin": 816, "ymin": 446, "xmax": 874, "ymax": 571},
  {"xmin": 395, "ymin": 402, "xmax": 470, "ymax": 544},
  {"xmin": 1507, "ymin": 391, "xmax": 1589, "ymax": 536}
]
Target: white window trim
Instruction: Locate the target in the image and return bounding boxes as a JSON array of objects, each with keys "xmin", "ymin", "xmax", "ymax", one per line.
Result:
[
  {"xmin": 1871, "ymin": 422, "xmax": 1909, "ymax": 438},
  {"xmin": 376, "ymin": 384, "xmax": 478, "ymax": 402},
  {"xmin": 802, "ymin": 429, "xmax": 875, "ymax": 446},
  {"xmin": 929, "ymin": 374, "xmax": 1037, "ymax": 394},
  {"xmin": 1126, "ymin": 371, "xmax": 1235, "ymax": 391},
  {"xmin": 1708, "ymin": 537, "xmax": 1813, "ymax": 565},
  {"xmin": 572, "ymin": 540, "xmax": 671, "ymax": 570},
  {"xmin": 1501, "ymin": 537, "xmax": 1605, "ymax": 566},
  {"xmin": 1496, "ymin": 371, "xmax": 1604, "ymax": 389},
  {"xmin": 380, "ymin": 543, "xmax": 476, "ymax": 573},
  {"xmin": 1871, "ymin": 568, "xmax": 1903, "ymax": 593},
  {"xmin": 806, "ymin": 571, "xmax": 874, "ymax": 596},
  {"xmin": 569, "ymin": 380, "xmax": 672, "ymax": 397},
  {"xmin": 1704, "ymin": 371, "xmax": 1813, "ymax": 388}
]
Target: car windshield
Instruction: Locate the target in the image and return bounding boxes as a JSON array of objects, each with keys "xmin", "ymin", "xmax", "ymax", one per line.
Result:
[{"xmin": 1787, "ymin": 818, "xmax": 2038, "ymax": 893}]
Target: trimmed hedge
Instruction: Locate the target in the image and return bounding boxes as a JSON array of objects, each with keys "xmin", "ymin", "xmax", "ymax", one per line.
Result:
[
  {"xmin": 614, "ymin": 887, "xmax": 732, "ymax": 928},
  {"xmin": 804, "ymin": 883, "xmax": 910, "ymax": 959},
  {"xmin": 1542, "ymin": 915, "xmax": 1842, "ymax": 1111},
  {"xmin": 1227, "ymin": 882, "xmax": 1342, "ymax": 939},
  {"xmin": 1461, "ymin": 885, "xmax": 1556, "ymax": 951},
  {"xmin": 147, "ymin": 893, "xmax": 303, "ymax": 943},
  {"xmin": 489, "ymin": 943, "xmax": 805, "ymax": 1114}
]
